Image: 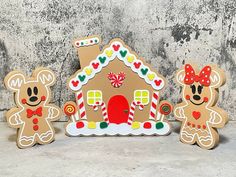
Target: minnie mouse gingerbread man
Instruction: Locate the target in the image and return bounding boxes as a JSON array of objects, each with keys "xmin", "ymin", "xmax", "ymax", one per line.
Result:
[
  {"xmin": 4, "ymin": 68, "xmax": 61, "ymax": 148},
  {"xmin": 174, "ymin": 63, "xmax": 228, "ymax": 149}
]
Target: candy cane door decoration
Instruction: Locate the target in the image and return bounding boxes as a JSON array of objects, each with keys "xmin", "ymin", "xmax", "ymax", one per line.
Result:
[
  {"xmin": 64, "ymin": 35, "xmax": 172, "ymax": 136},
  {"xmin": 107, "ymin": 95, "xmax": 129, "ymax": 124}
]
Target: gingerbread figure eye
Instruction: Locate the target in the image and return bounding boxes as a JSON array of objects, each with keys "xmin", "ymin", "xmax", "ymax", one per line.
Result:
[
  {"xmin": 190, "ymin": 85, "xmax": 196, "ymax": 94},
  {"xmin": 197, "ymin": 85, "xmax": 203, "ymax": 94},
  {"xmin": 33, "ymin": 87, "xmax": 38, "ymax": 95},
  {"xmin": 27, "ymin": 87, "xmax": 32, "ymax": 96}
]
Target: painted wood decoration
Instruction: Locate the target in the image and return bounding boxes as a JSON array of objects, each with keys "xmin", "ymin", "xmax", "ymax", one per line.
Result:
[
  {"xmin": 4, "ymin": 68, "xmax": 61, "ymax": 148},
  {"xmin": 174, "ymin": 63, "xmax": 228, "ymax": 149},
  {"xmin": 64, "ymin": 35, "xmax": 172, "ymax": 136}
]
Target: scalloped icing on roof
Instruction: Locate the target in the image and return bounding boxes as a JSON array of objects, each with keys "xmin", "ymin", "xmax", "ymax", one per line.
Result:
[{"xmin": 68, "ymin": 39, "xmax": 165, "ymax": 91}]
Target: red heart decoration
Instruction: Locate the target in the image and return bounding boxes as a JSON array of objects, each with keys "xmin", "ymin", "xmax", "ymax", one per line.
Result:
[
  {"xmin": 112, "ymin": 44, "xmax": 120, "ymax": 51},
  {"xmin": 92, "ymin": 62, "xmax": 99, "ymax": 69},
  {"xmin": 154, "ymin": 79, "xmax": 162, "ymax": 86},
  {"xmin": 134, "ymin": 62, "xmax": 141, "ymax": 69},
  {"xmin": 72, "ymin": 80, "xmax": 79, "ymax": 87},
  {"xmin": 192, "ymin": 111, "xmax": 201, "ymax": 120}
]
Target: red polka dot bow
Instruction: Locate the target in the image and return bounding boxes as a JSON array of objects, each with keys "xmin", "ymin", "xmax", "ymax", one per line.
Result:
[
  {"xmin": 26, "ymin": 107, "xmax": 43, "ymax": 118},
  {"xmin": 108, "ymin": 72, "xmax": 125, "ymax": 88},
  {"xmin": 184, "ymin": 64, "xmax": 211, "ymax": 86}
]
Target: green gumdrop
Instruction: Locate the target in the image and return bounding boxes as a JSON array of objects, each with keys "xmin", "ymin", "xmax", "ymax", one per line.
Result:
[
  {"xmin": 100, "ymin": 122, "xmax": 108, "ymax": 129},
  {"xmin": 156, "ymin": 122, "xmax": 164, "ymax": 129}
]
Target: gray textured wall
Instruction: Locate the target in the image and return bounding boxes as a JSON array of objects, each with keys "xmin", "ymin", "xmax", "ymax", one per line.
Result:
[{"xmin": 0, "ymin": 0, "xmax": 235, "ymax": 121}]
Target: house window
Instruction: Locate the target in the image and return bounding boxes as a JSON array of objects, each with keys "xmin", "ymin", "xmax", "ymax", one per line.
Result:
[
  {"xmin": 87, "ymin": 90, "xmax": 102, "ymax": 105},
  {"xmin": 134, "ymin": 90, "xmax": 149, "ymax": 105}
]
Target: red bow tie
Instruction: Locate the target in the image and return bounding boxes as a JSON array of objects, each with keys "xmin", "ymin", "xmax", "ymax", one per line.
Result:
[
  {"xmin": 26, "ymin": 107, "xmax": 42, "ymax": 118},
  {"xmin": 184, "ymin": 64, "xmax": 211, "ymax": 86}
]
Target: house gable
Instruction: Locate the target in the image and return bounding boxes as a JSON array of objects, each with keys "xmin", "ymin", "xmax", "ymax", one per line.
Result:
[{"xmin": 68, "ymin": 39, "xmax": 166, "ymax": 92}]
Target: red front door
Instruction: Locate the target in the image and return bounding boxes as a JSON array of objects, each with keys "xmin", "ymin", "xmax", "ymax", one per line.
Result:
[{"xmin": 108, "ymin": 95, "xmax": 129, "ymax": 124}]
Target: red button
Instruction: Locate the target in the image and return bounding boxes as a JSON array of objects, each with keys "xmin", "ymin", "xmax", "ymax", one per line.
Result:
[
  {"xmin": 33, "ymin": 118, "xmax": 38, "ymax": 124},
  {"xmin": 33, "ymin": 125, "xmax": 39, "ymax": 131},
  {"xmin": 143, "ymin": 122, "xmax": 151, "ymax": 129},
  {"xmin": 197, "ymin": 125, "xmax": 201, "ymax": 129},
  {"xmin": 76, "ymin": 121, "xmax": 84, "ymax": 129},
  {"xmin": 203, "ymin": 125, "xmax": 206, "ymax": 129}
]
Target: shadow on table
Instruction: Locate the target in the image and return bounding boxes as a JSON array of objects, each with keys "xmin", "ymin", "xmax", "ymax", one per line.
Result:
[{"xmin": 219, "ymin": 134, "xmax": 229, "ymax": 144}]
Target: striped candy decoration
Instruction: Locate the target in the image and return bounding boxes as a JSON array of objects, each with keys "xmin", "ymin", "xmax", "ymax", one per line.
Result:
[
  {"xmin": 149, "ymin": 91, "xmax": 159, "ymax": 121},
  {"xmin": 127, "ymin": 101, "xmax": 144, "ymax": 125},
  {"xmin": 108, "ymin": 72, "xmax": 125, "ymax": 88},
  {"xmin": 76, "ymin": 90, "xmax": 87, "ymax": 120},
  {"xmin": 93, "ymin": 101, "xmax": 109, "ymax": 124}
]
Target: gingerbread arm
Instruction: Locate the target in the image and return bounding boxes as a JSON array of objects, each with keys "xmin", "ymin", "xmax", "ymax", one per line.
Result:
[
  {"xmin": 6, "ymin": 108, "xmax": 24, "ymax": 128},
  {"xmin": 174, "ymin": 106, "xmax": 186, "ymax": 121},
  {"xmin": 46, "ymin": 105, "xmax": 61, "ymax": 121},
  {"xmin": 208, "ymin": 109, "xmax": 228, "ymax": 128}
]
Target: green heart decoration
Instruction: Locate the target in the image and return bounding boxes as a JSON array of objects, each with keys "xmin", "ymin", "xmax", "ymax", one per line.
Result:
[
  {"xmin": 120, "ymin": 50, "xmax": 127, "ymax": 57},
  {"xmin": 141, "ymin": 68, "xmax": 148, "ymax": 75},
  {"xmin": 78, "ymin": 75, "xmax": 86, "ymax": 82},
  {"xmin": 98, "ymin": 56, "xmax": 106, "ymax": 64}
]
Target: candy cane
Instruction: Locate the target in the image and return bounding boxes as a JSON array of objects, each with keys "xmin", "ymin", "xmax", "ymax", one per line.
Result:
[
  {"xmin": 93, "ymin": 101, "xmax": 109, "ymax": 123},
  {"xmin": 127, "ymin": 101, "xmax": 144, "ymax": 125},
  {"xmin": 149, "ymin": 91, "xmax": 159, "ymax": 121},
  {"xmin": 76, "ymin": 90, "xmax": 87, "ymax": 120}
]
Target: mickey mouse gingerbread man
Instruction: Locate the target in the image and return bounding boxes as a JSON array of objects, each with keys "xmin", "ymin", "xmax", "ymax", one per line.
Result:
[
  {"xmin": 174, "ymin": 63, "xmax": 228, "ymax": 149},
  {"xmin": 4, "ymin": 68, "xmax": 61, "ymax": 148}
]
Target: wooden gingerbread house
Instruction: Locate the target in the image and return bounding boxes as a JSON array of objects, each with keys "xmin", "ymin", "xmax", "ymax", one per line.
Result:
[{"xmin": 64, "ymin": 35, "xmax": 172, "ymax": 136}]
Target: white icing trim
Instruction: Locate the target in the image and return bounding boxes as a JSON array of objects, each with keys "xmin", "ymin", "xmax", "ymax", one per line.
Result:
[
  {"xmin": 66, "ymin": 121, "xmax": 170, "ymax": 136},
  {"xmin": 74, "ymin": 37, "xmax": 100, "ymax": 48},
  {"xmin": 69, "ymin": 41, "xmax": 165, "ymax": 91}
]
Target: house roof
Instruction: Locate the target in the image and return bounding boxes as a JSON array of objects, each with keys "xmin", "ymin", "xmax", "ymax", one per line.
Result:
[{"xmin": 68, "ymin": 39, "xmax": 165, "ymax": 91}]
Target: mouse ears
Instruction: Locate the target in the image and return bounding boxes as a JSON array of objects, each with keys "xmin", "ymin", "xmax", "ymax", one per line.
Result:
[
  {"xmin": 176, "ymin": 64, "xmax": 226, "ymax": 88},
  {"xmin": 33, "ymin": 68, "xmax": 56, "ymax": 86},
  {"xmin": 4, "ymin": 68, "xmax": 56, "ymax": 92},
  {"xmin": 4, "ymin": 71, "xmax": 26, "ymax": 91}
]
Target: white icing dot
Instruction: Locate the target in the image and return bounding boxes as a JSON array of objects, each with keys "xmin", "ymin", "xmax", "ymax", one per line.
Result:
[
  {"xmin": 186, "ymin": 65, "xmax": 189, "ymax": 68},
  {"xmin": 207, "ymin": 68, "xmax": 210, "ymax": 71},
  {"xmin": 202, "ymin": 79, "xmax": 204, "ymax": 82},
  {"xmin": 186, "ymin": 78, "xmax": 188, "ymax": 81},
  {"xmin": 205, "ymin": 75, "xmax": 207, "ymax": 78},
  {"xmin": 191, "ymin": 71, "xmax": 194, "ymax": 73},
  {"xmin": 191, "ymin": 78, "xmax": 193, "ymax": 80},
  {"xmin": 207, "ymin": 80, "xmax": 209, "ymax": 83},
  {"xmin": 202, "ymin": 71, "xmax": 204, "ymax": 74}
]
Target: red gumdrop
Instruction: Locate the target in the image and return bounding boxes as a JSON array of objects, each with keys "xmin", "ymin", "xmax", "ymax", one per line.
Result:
[
  {"xmin": 76, "ymin": 121, "xmax": 84, "ymax": 129},
  {"xmin": 143, "ymin": 122, "xmax": 152, "ymax": 129}
]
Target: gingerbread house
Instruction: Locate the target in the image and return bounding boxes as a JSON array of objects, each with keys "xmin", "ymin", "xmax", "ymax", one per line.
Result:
[{"xmin": 64, "ymin": 35, "xmax": 172, "ymax": 136}]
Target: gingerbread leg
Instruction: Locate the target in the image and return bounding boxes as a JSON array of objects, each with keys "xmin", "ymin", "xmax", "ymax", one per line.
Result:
[
  {"xmin": 38, "ymin": 130, "xmax": 54, "ymax": 144},
  {"xmin": 197, "ymin": 128, "xmax": 218, "ymax": 149},
  {"xmin": 180, "ymin": 125, "xmax": 196, "ymax": 144},
  {"xmin": 18, "ymin": 135, "xmax": 35, "ymax": 148}
]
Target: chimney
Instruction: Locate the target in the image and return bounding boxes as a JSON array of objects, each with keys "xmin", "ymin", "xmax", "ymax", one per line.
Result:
[{"xmin": 73, "ymin": 35, "xmax": 101, "ymax": 68}]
